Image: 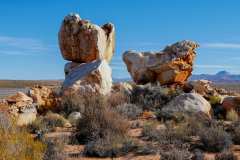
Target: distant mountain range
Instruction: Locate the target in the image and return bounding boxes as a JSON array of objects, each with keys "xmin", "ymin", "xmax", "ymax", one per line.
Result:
[
  {"xmin": 190, "ymin": 71, "xmax": 240, "ymax": 83},
  {"xmin": 113, "ymin": 71, "xmax": 240, "ymax": 83}
]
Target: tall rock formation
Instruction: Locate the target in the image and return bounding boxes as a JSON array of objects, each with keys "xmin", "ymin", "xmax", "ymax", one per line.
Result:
[
  {"xmin": 58, "ymin": 13, "xmax": 114, "ymax": 95},
  {"xmin": 123, "ymin": 40, "xmax": 199, "ymax": 85}
]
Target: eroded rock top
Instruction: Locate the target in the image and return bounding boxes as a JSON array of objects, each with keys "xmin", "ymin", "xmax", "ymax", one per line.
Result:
[
  {"xmin": 59, "ymin": 13, "xmax": 115, "ymax": 63},
  {"xmin": 123, "ymin": 40, "xmax": 199, "ymax": 85}
]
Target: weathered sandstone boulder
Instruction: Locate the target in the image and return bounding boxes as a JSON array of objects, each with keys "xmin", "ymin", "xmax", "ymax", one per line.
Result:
[
  {"xmin": 222, "ymin": 96, "xmax": 240, "ymax": 116},
  {"xmin": 62, "ymin": 60, "xmax": 112, "ymax": 95},
  {"xmin": 59, "ymin": 13, "xmax": 115, "ymax": 63},
  {"xmin": 123, "ymin": 40, "xmax": 199, "ymax": 85},
  {"xmin": 6, "ymin": 92, "xmax": 33, "ymax": 107},
  {"xmin": 161, "ymin": 93, "xmax": 212, "ymax": 117},
  {"xmin": 28, "ymin": 86, "xmax": 60, "ymax": 111}
]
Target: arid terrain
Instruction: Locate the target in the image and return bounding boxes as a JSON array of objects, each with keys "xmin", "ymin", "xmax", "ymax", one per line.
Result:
[{"xmin": 1, "ymin": 13, "xmax": 240, "ymax": 160}]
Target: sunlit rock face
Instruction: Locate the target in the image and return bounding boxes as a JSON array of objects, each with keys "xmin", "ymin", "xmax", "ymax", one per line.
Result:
[
  {"xmin": 123, "ymin": 40, "xmax": 199, "ymax": 85},
  {"xmin": 62, "ymin": 60, "xmax": 112, "ymax": 96},
  {"xmin": 58, "ymin": 13, "xmax": 115, "ymax": 63}
]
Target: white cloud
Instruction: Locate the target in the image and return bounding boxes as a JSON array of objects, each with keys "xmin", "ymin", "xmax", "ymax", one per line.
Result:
[
  {"xmin": 202, "ymin": 43, "xmax": 240, "ymax": 49},
  {"xmin": 0, "ymin": 35, "xmax": 56, "ymax": 56}
]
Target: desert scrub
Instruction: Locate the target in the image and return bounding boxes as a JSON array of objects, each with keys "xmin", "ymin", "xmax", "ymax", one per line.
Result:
[
  {"xmin": 160, "ymin": 148, "xmax": 192, "ymax": 160},
  {"xmin": 76, "ymin": 96, "xmax": 129, "ymax": 143},
  {"xmin": 28, "ymin": 111, "xmax": 69, "ymax": 133},
  {"xmin": 130, "ymin": 83, "xmax": 181, "ymax": 110},
  {"xmin": 84, "ymin": 136, "xmax": 137, "ymax": 157},
  {"xmin": 142, "ymin": 121, "xmax": 190, "ymax": 147},
  {"xmin": 115, "ymin": 103, "xmax": 143, "ymax": 120},
  {"xmin": 0, "ymin": 112, "xmax": 45, "ymax": 160},
  {"xmin": 198, "ymin": 125, "xmax": 232, "ymax": 152},
  {"xmin": 229, "ymin": 121, "xmax": 240, "ymax": 145},
  {"xmin": 60, "ymin": 93, "xmax": 86, "ymax": 115},
  {"xmin": 43, "ymin": 138, "xmax": 67, "ymax": 160}
]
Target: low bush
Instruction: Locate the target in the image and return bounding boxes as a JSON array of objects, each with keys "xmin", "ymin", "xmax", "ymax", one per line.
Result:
[
  {"xmin": 130, "ymin": 84, "xmax": 181, "ymax": 110},
  {"xmin": 0, "ymin": 112, "xmax": 45, "ymax": 160},
  {"xmin": 84, "ymin": 136, "xmax": 136, "ymax": 157},
  {"xmin": 142, "ymin": 121, "xmax": 190, "ymax": 147},
  {"xmin": 198, "ymin": 126, "xmax": 232, "ymax": 152},
  {"xmin": 230, "ymin": 121, "xmax": 240, "ymax": 145},
  {"xmin": 60, "ymin": 93, "xmax": 85, "ymax": 115},
  {"xmin": 209, "ymin": 95, "xmax": 222, "ymax": 106},
  {"xmin": 28, "ymin": 112, "xmax": 68, "ymax": 133},
  {"xmin": 76, "ymin": 96, "xmax": 129, "ymax": 144},
  {"xmin": 43, "ymin": 138, "xmax": 67, "ymax": 160},
  {"xmin": 115, "ymin": 103, "xmax": 143, "ymax": 120},
  {"xmin": 160, "ymin": 148, "xmax": 192, "ymax": 160}
]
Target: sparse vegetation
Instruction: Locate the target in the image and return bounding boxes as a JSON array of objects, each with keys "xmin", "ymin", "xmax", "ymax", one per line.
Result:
[
  {"xmin": 198, "ymin": 125, "xmax": 232, "ymax": 152},
  {"xmin": 43, "ymin": 138, "xmax": 67, "ymax": 160},
  {"xmin": 160, "ymin": 148, "xmax": 192, "ymax": 160},
  {"xmin": 0, "ymin": 112, "xmax": 45, "ymax": 160},
  {"xmin": 27, "ymin": 112, "xmax": 68, "ymax": 133},
  {"xmin": 84, "ymin": 136, "xmax": 136, "ymax": 157},
  {"xmin": 76, "ymin": 96, "xmax": 129, "ymax": 144},
  {"xmin": 130, "ymin": 84, "xmax": 181, "ymax": 110},
  {"xmin": 115, "ymin": 103, "xmax": 143, "ymax": 120}
]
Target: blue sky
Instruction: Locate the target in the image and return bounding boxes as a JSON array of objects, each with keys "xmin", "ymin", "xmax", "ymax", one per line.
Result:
[{"xmin": 0, "ymin": 0, "xmax": 240, "ymax": 80}]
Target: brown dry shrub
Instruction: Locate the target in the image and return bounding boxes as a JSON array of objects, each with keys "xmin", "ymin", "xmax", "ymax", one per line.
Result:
[
  {"xmin": 76, "ymin": 95, "xmax": 129, "ymax": 143},
  {"xmin": 0, "ymin": 112, "xmax": 45, "ymax": 160}
]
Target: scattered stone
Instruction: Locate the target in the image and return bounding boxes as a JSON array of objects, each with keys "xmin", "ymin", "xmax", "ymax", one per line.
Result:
[
  {"xmin": 68, "ymin": 112, "xmax": 82, "ymax": 126},
  {"xmin": 59, "ymin": 13, "xmax": 115, "ymax": 63},
  {"xmin": 62, "ymin": 60, "xmax": 112, "ymax": 96},
  {"xmin": 123, "ymin": 40, "xmax": 199, "ymax": 85}
]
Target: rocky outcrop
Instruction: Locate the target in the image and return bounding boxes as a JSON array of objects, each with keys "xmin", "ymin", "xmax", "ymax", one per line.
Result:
[
  {"xmin": 6, "ymin": 92, "xmax": 33, "ymax": 107},
  {"xmin": 59, "ymin": 13, "xmax": 115, "ymax": 63},
  {"xmin": 161, "ymin": 93, "xmax": 212, "ymax": 117},
  {"xmin": 62, "ymin": 60, "xmax": 112, "ymax": 96},
  {"xmin": 59, "ymin": 13, "xmax": 114, "ymax": 96},
  {"xmin": 123, "ymin": 40, "xmax": 199, "ymax": 85},
  {"xmin": 28, "ymin": 86, "xmax": 60, "ymax": 111},
  {"xmin": 222, "ymin": 96, "xmax": 240, "ymax": 116}
]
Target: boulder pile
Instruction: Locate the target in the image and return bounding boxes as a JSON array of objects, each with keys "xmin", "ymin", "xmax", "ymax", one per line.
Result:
[
  {"xmin": 58, "ymin": 13, "xmax": 115, "ymax": 95},
  {"xmin": 123, "ymin": 40, "xmax": 199, "ymax": 85}
]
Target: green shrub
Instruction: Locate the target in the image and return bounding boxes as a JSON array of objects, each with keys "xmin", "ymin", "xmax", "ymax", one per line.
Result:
[
  {"xmin": 0, "ymin": 112, "xmax": 45, "ymax": 160},
  {"xmin": 209, "ymin": 95, "xmax": 222, "ymax": 106}
]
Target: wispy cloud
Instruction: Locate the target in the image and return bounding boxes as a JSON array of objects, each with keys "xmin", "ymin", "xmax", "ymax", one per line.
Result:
[
  {"xmin": 202, "ymin": 43, "xmax": 240, "ymax": 49},
  {"xmin": 195, "ymin": 64, "xmax": 235, "ymax": 69},
  {"xmin": 0, "ymin": 35, "xmax": 56, "ymax": 56}
]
